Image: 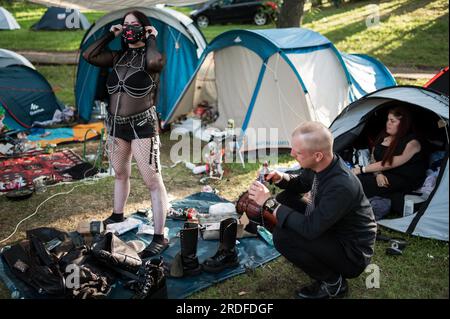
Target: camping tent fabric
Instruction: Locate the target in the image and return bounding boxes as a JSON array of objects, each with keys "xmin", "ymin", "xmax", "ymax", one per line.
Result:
[
  {"xmin": 75, "ymin": 6, "xmax": 206, "ymax": 123},
  {"xmin": 424, "ymin": 66, "xmax": 449, "ymax": 96},
  {"xmin": 329, "ymin": 86, "xmax": 449, "ymax": 241},
  {"xmin": 0, "ymin": 7, "xmax": 20, "ymax": 30},
  {"xmin": 0, "ymin": 65, "xmax": 63, "ymax": 131},
  {"xmin": 31, "ymin": 6, "xmax": 90, "ymax": 30},
  {"xmin": 165, "ymin": 28, "xmax": 396, "ymax": 151},
  {"xmin": 0, "ymin": 49, "xmax": 35, "ymax": 69}
]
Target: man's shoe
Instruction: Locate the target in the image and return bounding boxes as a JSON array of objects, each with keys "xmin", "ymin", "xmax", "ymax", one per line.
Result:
[{"xmin": 295, "ymin": 277, "xmax": 348, "ymax": 299}]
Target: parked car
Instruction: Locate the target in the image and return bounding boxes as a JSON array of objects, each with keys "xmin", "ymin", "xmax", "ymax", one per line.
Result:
[{"xmin": 190, "ymin": 0, "xmax": 274, "ymax": 28}]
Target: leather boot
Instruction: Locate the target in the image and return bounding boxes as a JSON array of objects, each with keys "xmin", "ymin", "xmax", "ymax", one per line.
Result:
[
  {"xmin": 202, "ymin": 218, "xmax": 239, "ymax": 273},
  {"xmin": 131, "ymin": 257, "xmax": 168, "ymax": 299},
  {"xmin": 169, "ymin": 222, "xmax": 202, "ymax": 278}
]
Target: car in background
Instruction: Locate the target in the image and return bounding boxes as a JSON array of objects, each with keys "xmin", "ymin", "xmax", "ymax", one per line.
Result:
[{"xmin": 190, "ymin": 0, "xmax": 275, "ymax": 28}]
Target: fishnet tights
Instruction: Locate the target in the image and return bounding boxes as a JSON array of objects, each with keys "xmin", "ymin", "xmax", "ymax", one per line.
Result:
[{"xmin": 108, "ymin": 136, "xmax": 168, "ymax": 234}]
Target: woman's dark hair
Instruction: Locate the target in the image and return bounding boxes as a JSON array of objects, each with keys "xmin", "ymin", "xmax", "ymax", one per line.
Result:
[
  {"xmin": 376, "ymin": 106, "xmax": 414, "ymax": 166},
  {"xmin": 120, "ymin": 10, "xmax": 153, "ymax": 51}
]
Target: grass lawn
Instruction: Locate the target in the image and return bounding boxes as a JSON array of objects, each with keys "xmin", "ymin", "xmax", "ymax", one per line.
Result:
[
  {"xmin": 0, "ymin": 0, "xmax": 448, "ymax": 300},
  {"xmin": 0, "ymin": 0, "xmax": 448, "ymax": 69},
  {"xmin": 0, "ymin": 66, "xmax": 448, "ymax": 300},
  {"xmin": 0, "ymin": 130, "xmax": 448, "ymax": 299}
]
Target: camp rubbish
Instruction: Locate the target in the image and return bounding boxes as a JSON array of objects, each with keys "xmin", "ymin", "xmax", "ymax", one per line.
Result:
[
  {"xmin": 33, "ymin": 176, "xmax": 47, "ymax": 193},
  {"xmin": 106, "ymin": 217, "xmax": 143, "ymax": 236},
  {"xmin": 136, "ymin": 224, "xmax": 170, "ymax": 239},
  {"xmin": 257, "ymin": 226, "xmax": 274, "ymax": 246}
]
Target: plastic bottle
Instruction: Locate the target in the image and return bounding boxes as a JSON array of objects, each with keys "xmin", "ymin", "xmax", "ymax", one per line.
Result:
[
  {"xmin": 257, "ymin": 226, "xmax": 274, "ymax": 246},
  {"xmin": 258, "ymin": 161, "xmax": 270, "ymax": 184}
]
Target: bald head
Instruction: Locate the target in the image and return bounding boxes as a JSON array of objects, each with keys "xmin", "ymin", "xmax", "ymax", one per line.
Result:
[{"xmin": 292, "ymin": 121, "xmax": 333, "ymax": 155}]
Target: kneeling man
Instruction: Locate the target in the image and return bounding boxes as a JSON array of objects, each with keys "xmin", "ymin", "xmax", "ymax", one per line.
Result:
[{"xmin": 248, "ymin": 122, "xmax": 377, "ymax": 299}]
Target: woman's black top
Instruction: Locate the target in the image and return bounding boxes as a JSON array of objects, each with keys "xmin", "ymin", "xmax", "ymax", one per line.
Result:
[
  {"xmin": 82, "ymin": 31, "xmax": 163, "ymax": 117},
  {"xmin": 373, "ymin": 133, "xmax": 427, "ymax": 188}
]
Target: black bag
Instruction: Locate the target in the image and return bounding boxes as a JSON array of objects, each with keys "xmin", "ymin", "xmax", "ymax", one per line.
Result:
[
  {"xmin": 26, "ymin": 227, "xmax": 75, "ymax": 260},
  {"xmin": 91, "ymin": 232, "xmax": 142, "ymax": 272},
  {"xmin": 2, "ymin": 239, "xmax": 66, "ymax": 296}
]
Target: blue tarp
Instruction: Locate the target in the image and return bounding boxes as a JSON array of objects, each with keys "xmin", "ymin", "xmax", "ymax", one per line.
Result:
[{"xmin": 0, "ymin": 192, "xmax": 280, "ymax": 299}]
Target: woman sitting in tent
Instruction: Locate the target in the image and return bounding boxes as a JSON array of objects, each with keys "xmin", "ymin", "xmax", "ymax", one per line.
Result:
[
  {"xmin": 82, "ymin": 10, "xmax": 169, "ymax": 258},
  {"xmin": 351, "ymin": 106, "xmax": 427, "ymax": 215}
]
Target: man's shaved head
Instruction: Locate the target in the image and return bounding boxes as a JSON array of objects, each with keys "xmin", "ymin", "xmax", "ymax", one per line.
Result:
[{"xmin": 292, "ymin": 122, "xmax": 333, "ymax": 155}]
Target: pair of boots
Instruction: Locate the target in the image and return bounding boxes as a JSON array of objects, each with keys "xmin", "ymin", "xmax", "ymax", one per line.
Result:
[{"xmin": 170, "ymin": 218, "xmax": 239, "ymax": 278}]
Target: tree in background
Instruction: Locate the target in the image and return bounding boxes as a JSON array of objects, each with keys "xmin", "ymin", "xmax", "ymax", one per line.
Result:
[{"xmin": 276, "ymin": 0, "xmax": 306, "ymax": 28}]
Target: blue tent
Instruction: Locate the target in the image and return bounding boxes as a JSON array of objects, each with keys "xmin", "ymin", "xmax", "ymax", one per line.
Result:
[
  {"xmin": 31, "ymin": 6, "xmax": 91, "ymax": 30},
  {"xmin": 0, "ymin": 66, "xmax": 63, "ymax": 131},
  {"xmin": 75, "ymin": 6, "xmax": 206, "ymax": 123},
  {"xmin": 1, "ymin": 49, "xmax": 63, "ymax": 131},
  {"xmin": 166, "ymin": 28, "xmax": 396, "ymax": 151}
]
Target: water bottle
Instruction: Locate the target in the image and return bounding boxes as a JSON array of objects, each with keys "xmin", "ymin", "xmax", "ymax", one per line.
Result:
[{"xmin": 257, "ymin": 226, "xmax": 274, "ymax": 246}]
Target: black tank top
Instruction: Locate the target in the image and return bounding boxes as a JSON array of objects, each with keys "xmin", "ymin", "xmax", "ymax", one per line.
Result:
[{"xmin": 374, "ymin": 133, "xmax": 427, "ymax": 188}]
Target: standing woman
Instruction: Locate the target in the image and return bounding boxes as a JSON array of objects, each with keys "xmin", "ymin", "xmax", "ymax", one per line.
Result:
[{"xmin": 83, "ymin": 11, "xmax": 169, "ymax": 258}]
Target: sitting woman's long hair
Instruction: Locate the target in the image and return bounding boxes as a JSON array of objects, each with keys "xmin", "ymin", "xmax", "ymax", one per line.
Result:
[{"xmin": 376, "ymin": 106, "xmax": 414, "ymax": 166}]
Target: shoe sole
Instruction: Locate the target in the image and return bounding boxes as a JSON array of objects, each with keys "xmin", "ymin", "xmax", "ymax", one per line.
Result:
[{"xmin": 202, "ymin": 260, "xmax": 239, "ymax": 273}]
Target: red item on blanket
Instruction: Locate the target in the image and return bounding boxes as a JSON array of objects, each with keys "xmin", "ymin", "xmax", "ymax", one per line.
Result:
[{"xmin": 0, "ymin": 149, "xmax": 83, "ymax": 192}]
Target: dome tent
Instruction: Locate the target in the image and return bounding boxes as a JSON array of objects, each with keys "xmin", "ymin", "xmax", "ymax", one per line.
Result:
[
  {"xmin": 0, "ymin": 50, "xmax": 63, "ymax": 131},
  {"xmin": 165, "ymin": 28, "xmax": 396, "ymax": 151},
  {"xmin": 0, "ymin": 49, "xmax": 34, "ymax": 69},
  {"xmin": 0, "ymin": 6, "xmax": 20, "ymax": 30},
  {"xmin": 330, "ymin": 86, "xmax": 449, "ymax": 241},
  {"xmin": 76, "ymin": 6, "xmax": 206, "ymax": 123},
  {"xmin": 31, "ymin": 6, "xmax": 91, "ymax": 30}
]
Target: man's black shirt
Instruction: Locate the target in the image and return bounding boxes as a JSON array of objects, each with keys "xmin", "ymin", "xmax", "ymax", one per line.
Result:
[{"xmin": 276, "ymin": 155, "xmax": 377, "ymax": 267}]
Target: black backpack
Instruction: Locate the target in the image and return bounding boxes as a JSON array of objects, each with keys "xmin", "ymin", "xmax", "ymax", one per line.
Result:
[{"xmin": 2, "ymin": 235, "xmax": 66, "ymax": 296}]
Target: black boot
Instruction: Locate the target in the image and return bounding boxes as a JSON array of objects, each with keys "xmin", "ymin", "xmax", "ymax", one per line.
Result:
[
  {"xmin": 202, "ymin": 218, "xmax": 239, "ymax": 273},
  {"xmin": 170, "ymin": 222, "xmax": 202, "ymax": 278},
  {"xmin": 295, "ymin": 276, "xmax": 348, "ymax": 299},
  {"xmin": 131, "ymin": 257, "xmax": 168, "ymax": 299}
]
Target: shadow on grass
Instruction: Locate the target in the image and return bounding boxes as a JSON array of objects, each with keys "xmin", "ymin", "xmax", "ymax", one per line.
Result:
[
  {"xmin": 372, "ymin": 13, "xmax": 449, "ymax": 68},
  {"xmin": 317, "ymin": 0, "xmax": 437, "ymax": 45}
]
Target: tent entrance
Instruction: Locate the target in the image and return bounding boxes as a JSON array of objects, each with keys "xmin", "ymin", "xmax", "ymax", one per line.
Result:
[{"xmin": 334, "ymin": 101, "xmax": 449, "ymax": 222}]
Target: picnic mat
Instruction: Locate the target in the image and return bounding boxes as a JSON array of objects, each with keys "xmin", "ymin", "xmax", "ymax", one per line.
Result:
[
  {"xmin": 0, "ymin": 192, "xmax": 280, "ymax": 299},
  {"xmin": 0, "ymin": 149, "xmax": 89, "ymax": 192},
  {"xmin": 27, "ymin": 122, "xmax": 104, "ymax": 147}
]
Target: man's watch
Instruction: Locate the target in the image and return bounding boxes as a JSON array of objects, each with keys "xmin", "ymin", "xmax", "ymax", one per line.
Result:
[{"xmin": 263, "ymin": 197, "xmax": 280, "ymax": 213}]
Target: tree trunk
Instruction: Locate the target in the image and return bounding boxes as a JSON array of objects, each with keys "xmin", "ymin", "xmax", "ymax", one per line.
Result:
[{"xmin": 276, "ymin": 0, "xmax": 306, "ymax": 28}]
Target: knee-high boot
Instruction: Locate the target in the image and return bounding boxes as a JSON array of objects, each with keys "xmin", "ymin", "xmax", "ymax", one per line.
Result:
[
  {"xmin": 202, "ymin": 218, "xmax": 239, "ymax": 273},
  {"xmin": 170, "ymin": 222, "xmax": 202, "ymax": 277}
]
